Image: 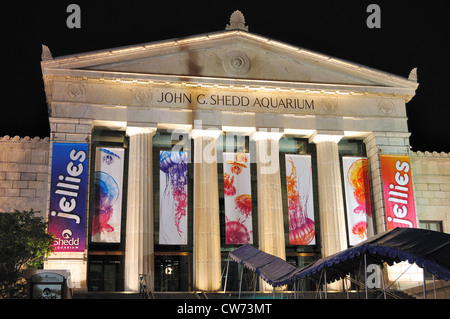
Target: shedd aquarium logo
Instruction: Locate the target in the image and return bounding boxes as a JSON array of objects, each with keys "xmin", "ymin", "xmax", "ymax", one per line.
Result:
[{"xmin": 52, "ymin": 229, "xmax": 81, "ymax": 250}]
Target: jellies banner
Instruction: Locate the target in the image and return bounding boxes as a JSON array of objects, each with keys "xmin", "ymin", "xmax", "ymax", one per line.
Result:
[
  {"xmin": 159, "ymin": 151, "xmax": 188, "ymax": 245},
  {"xmin": 91, "ymin": 147, "xmax": 125, "ymax": 243},
  {"xmin": 380, "ymin": 155, "xmax": 417, "ymax": 229},
  {"xmin": 342, "ymin": 157, "xmax": 374, "ymax": 245},
  {"xmin": 285, "ymin": 155, "xmax": 315, "ymax": 245},
  {"xmin": 223, "ymin": 152, "xmax": 253, "ymax": 245},
  {"xmin": 48, "ymin": 143, "xmax": 88, "ymax": 252}
]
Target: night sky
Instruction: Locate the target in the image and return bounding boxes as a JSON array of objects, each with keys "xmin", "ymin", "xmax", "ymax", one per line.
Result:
[{"xmin": 4, "ymin": 1, "xmax": 449, "ymax": 152}]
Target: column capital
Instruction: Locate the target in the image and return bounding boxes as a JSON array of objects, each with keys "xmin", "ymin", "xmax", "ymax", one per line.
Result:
[
  {"xmin": 309, "ymin": 130, "xmax": 344, "ymax": 144},
  {"xmin": 126, "ymin": 125, "xmax": 157, "ymax": 137},
  {"xmin": 191, "ymin": 128, "xmax": 222, "ymax": 139},
  {"xmin": 250, "ymin": 129, "xmax": 284, "ymax": 141}
]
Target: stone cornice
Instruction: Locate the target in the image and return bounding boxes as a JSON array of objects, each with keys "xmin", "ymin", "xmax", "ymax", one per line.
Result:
[
  {"xmin": 0, "ymin": 136, "xmax": 50, "ymax": 143},
  {"xmin": 42, "ymin": 68, "xmax": 416, "ymax": 101},
  {"xmin": 412, "ymin": 151, "xmax": 450, "ymax": 158}
]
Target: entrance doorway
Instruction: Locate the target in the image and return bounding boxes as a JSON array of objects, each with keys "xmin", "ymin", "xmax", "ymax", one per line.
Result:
[
  {"xmin": 88, "ymin": 254, "xmax": 124, "ymax": 291},
  {"xmin": 154, "ymin": 253, "xmax": 191, "ymax": 291}
]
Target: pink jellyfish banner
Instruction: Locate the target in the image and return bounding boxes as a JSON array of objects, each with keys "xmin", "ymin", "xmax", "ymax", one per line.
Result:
[
  {"xmin": 159, "ymin": 151, "xmax": 188, "ymax": 245},
  {"xmin": 91, "ymin": 147, "xmax": 125, "ymax": 243},
  {"xmin": 285, "ymin": 155, "xmax": 315, "ymax": 245},
  {"xmin": 223, "ymin": 152, "xmax": 253, "ymax": 245},
  {"xmin": 342, "ymin": 157, "xmax": 374, "ymax": 245}
]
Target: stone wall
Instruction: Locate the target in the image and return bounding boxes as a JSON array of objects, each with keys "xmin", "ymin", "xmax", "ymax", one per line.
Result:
[
  {"xmin": 411, "ymin": 151, "xmax": 450, "ymax": 233},
  {"xmin": 0, "ymin": 136, "xmax": 50, "ymax": 218}
]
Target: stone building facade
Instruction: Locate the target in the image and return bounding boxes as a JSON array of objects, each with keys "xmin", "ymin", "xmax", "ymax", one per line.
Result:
[{"xmin": 1, "ymin": 12, "xmax": 448, "ymax": 294}]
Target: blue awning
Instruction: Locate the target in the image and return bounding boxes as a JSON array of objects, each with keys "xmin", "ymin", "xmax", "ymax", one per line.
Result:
[
  {"xmin": 229, "ymin": 244, "xmax": 300, "ymax": 287},
  {"xmin": 294, "ymin": 227, "xmax": 450, "ymax": 283}
]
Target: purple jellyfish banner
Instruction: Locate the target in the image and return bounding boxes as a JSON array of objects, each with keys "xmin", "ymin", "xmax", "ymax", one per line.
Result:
[
  {"xmin": 342, "ymin": 157, "xmax": 374, "ymax": 245},
  {"xmin": 48, "ymin": 143, "xmax": 88, "ymax": 252},
  {"xmin": 159, "ymin": 151, "xmax": 188, "ymax": 245},
  {"xmin": 223, "ymin": 152, "xmax": 253, "ymax": 245},
  {"xmin": 285, "ymin": 155, "xmax": 315, "ymax": 245},
  {"xmin": 91, "ymin": 147, "xmax": 125, "ymax": 243}
]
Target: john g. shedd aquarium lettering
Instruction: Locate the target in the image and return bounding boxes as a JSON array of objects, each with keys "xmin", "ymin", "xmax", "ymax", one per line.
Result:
[
  {"xmin": 48, "ymin": 143, "xmax": 88, "ymax": 252},
  {"xmin": 156, "ymin": 91, "xmax": 315, "ymax": 110}
]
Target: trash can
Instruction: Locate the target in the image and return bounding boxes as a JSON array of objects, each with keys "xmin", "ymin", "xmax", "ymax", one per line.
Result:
[{"xmin": 27, "ymin": 270, "xmax": 72, "ymax": 299}]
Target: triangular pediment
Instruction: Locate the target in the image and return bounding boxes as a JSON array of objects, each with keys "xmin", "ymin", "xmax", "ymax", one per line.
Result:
[{"xmin": 42, "ymin": 30, "xmax": 418, "ymax": 96}]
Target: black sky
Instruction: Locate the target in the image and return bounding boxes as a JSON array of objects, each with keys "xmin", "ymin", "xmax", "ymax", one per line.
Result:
[{"xmin": 3, "ymin": 1, "xmax": 449, "ymax": 152}]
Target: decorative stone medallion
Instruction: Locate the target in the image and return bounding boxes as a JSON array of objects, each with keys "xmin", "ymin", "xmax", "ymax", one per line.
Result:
[
  {"xmin": 133, "ymin": 88, "xmax": 152, "ymax": 105},
  {"xmin": 378, "ymin": 99, "xmax": 394, "ymax": 115},
  {"xmin": 67, "ymin": 83, "xmax": 86, "ymax": 100},
  {"xmin": 223, "ymin": 51, "xmax": 251, "ymax": 75}
]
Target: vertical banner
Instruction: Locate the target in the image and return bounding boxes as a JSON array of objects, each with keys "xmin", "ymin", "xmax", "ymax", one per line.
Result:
[
  {"xmin": 380, "ymin": 155, "xmax": 417, "ymax": 229},
  {"xmin": 159, "ymin": 151, "xmax": 188, "ymax": 245},
  {"xmin": 342, "ymin": 157, "xmax": 374, "ymax": 245},
  {"xmin": 223, "ymin": 152, "xmax": 253, "ymax": 245},
  {"xmin": 91, "ymin": 147, "xmax": 125, "ymax": 243},
  {"xmin": 285, "ymin": 155, "xmax": 315, "ymax": 245},
  {"xmin": 48, "ymin": 143, "xmax": 88, "ymax": 252}
]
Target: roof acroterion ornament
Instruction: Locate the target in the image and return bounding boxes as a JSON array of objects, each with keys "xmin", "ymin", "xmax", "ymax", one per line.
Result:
[{"xmin": 225, "ymin": 10, "xmax": 248, "ymax": 31}]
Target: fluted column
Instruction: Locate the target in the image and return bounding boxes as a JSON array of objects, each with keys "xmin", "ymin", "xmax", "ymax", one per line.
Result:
[
  {"xmin": 124, "ymin": 126, "xmax": 156, "ymax": 292},
  {"xmin": 252, "ymin": 131, "xmax": 285, "ymax": 291},
  {"xmin": 192, "ymin": 129, "xmax": 222, "ymax": 291},
  {"xmin": 310, "ymin": 131, "xmax": 347, "ymax": 291}
]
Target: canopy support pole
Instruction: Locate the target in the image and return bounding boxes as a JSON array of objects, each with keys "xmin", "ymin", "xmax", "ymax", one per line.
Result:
[
  {"xmin": 344, "ymin": 275, "xmax": 349, "ymax": 299},
  {"xmin": 364, "ymin": 253, "xmax": 368, "ymax": 299},
  {"xmin": 432, "ymin": 274, "xmax": 437, "ymax": 299},
  {"xmin": 423, "ymin": 269, "xmax": 427, "ymax": 299},
  {"xmin": 324, "ymin": 268, "xmax": 328, "ymax": 299},
  {"xmin": 380, "ymin": 263, "xmax": 387, "ymax": 299},
  {"xmin": 223, "ymin": 259, "xmax": 230, "ymax": 293},
  {"xmin": 238, "ymin": 263, "xmax": 243, "ymax": 299},
  {"xmin": 253, "ymin": 273, "xmax": 257, "ymax": 299}
]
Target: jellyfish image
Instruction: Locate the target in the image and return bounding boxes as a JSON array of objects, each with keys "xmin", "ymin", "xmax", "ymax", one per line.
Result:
[
  {"xmin": 225, "ymin": 219, "xmax": 251, "ymax": 244},
  {"xmin": 347, "ymin": 159, "xmax": 372, "ymax": 217},
  {"xmin": 286, "ymin": 156, "xmax": 315, "ymax": 245},
  {"xmin": 226, "ymin": 152, "xmax": 248, "ymax": 175},
  {"xmin": 92, "ymin": 171, "xmax": 120, "ymax": 235},
  {"xmin": 223, "ymin": 173, "xmax": 236, "ymax": 196},
  {"xmin": 100, "ymin": 148, "xmax": 121, "ymax": 165},
  {"xmin": 234, "ymin": 194, "xmax": 252, "ymax": 219},
  {"xmin": 352, "ymin": 221, "xmax": 368, "ymax": 240},
  {"xmin": 160, "ymin": 151, "xmax": 188, "ymax": 237}
]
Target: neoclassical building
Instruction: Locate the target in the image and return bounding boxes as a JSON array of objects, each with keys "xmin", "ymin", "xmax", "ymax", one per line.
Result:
[{"xmin": 2, "ymin": 11, "xmax": 449, "ymax": 295}]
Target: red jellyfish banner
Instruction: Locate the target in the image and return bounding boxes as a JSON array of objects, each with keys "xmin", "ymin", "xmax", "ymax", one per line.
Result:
[
  {"xmin": 223, "ymin": 152, "xmax": 253, "ymax": 245},
  {"xmin": 342, "ymin": 157, "xmax": 374, "ymax": 245},
  {"xmin": 159, "ymin": 151, "xmax": 188, "ymax": 245},
  {"xmin": 285, "ymin": 155, "xmax": 316, "ymax": 245}
]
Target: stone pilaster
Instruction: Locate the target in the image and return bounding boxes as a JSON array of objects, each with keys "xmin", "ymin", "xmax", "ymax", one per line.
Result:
[
  {"xmin": 124, "ymin": 126, "xmax": 156, "ymax": 292},
  {"xmin": 192, "ymin": 129, "xmax": 222, "ymax": 291},
  {"xmin": 310, "ymin": 131, "xmax": 347, "ymax": 291},
  {"xmin": 363, "ymin": 132, "xmax": 411, "ymax": 233}
]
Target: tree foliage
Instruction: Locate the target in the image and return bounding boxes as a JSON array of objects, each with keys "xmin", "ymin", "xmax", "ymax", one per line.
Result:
[{"xmin": 0, "ymin": 210, "xmax": 54, "ymax": 298}]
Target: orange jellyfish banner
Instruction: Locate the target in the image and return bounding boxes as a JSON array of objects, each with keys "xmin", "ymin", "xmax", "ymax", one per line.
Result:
[
  {"xmin": 285, "ymin": 155, "xmax": 316, "ymax": 245},
  {"xmin": 380, "ymin": 154, "xmax": 417, "ymax": 230},
  {"xmin": 92, "ymin": 147, "xmax": 125, "ymax": 243},
  {"xmin": 223, "ymin": 152, "xmax": 253, "ymax": 245},
  {"xmin": 342, "ymin": 157, "xmax": 374, "ymax": 245}
]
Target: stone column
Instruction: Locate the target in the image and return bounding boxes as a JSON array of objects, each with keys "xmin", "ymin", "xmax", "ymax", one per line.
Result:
[
  {"xmin": 309, "ymin": 131, "xmax": 347, "ymax": 291},
  {"xmin": 192, "ymin": 129, "xmax": 222, "ymax": 291},
  {"xmin": 124, "ymin": 126, "xmax": 156, "ymax": 292},
  {"xmin": 252, "ymin": 131, "xmax": 285, "ymax": 291}
]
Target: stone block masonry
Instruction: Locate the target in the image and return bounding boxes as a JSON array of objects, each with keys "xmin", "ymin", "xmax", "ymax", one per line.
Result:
[{"xmin": 0, "ymin": 136, "xmax": 50, "ymax": 218}]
